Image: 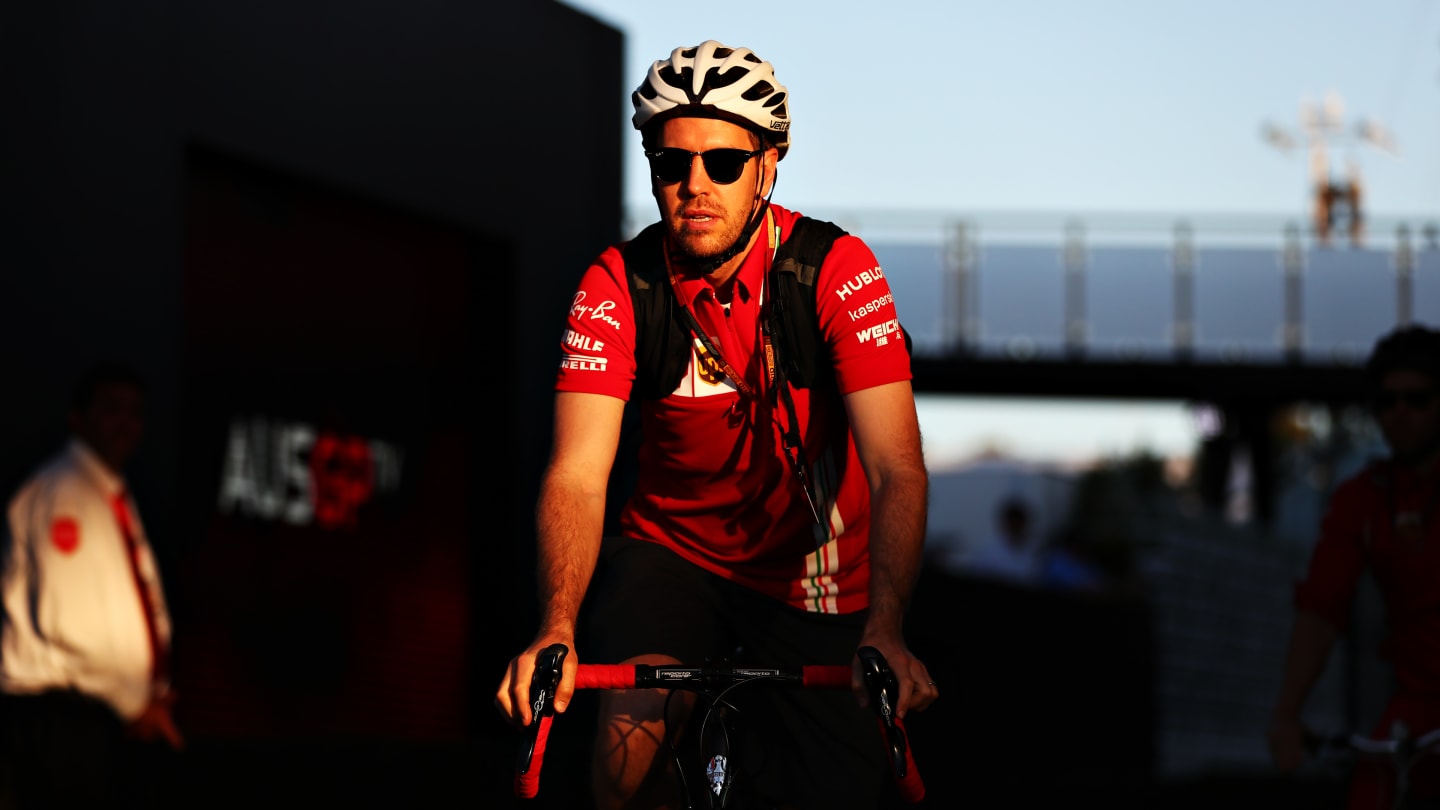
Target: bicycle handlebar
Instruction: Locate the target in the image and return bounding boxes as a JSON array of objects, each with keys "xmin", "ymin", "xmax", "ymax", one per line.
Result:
[
  {"xmin": 1305, "ymin": 723, "xmax": 1440, "ymax": 759},
  {"xmin": 1302, "ymin": 723, "xmax": 1440, "ymax": 810},
  {"xmin": 513, "ymin": 643, "xmax": 926, "ymax": 804},
  {"xmin": 513, "ymin": 643, "xmax": 565, "ymax": 801}
]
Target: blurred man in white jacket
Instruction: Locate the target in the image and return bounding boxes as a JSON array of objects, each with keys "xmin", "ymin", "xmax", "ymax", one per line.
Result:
[{"xmin": 0, "ymin": 360, "xmax": 182, "ymax": 809}]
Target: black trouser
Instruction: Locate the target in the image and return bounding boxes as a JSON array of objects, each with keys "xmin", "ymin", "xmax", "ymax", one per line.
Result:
[
  {"xmin": 587, "ymin": 536, "xmax": 887, "ymax": 810},
  {"xmin": 0, "ymin": 689, "xmax": 160, "ymax": 810}
]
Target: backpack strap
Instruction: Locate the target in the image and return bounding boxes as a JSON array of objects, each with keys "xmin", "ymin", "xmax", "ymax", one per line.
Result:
[
  {"xmin": 765, "ymin": 216, "xmax": 850, "ymax": 527},
  {"xmin": 769, "ymin": 216, "xmax": 849, "ymax": 390},
  {"xmin": 624, "ymin": 214, "xmax": 905, "ymax": 399},
  {"xmin": 623, "ymin": 223, "xmax": 692, "ymax": 400}
]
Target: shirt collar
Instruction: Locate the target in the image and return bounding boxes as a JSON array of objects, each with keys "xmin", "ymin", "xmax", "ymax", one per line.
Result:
[
  {"xmin": 669, "ymin": 205, "xmax": 784, "ymax": 308},
  {"xmin": 68, "ymin": 437, "xmax": 126, "ymax": 499}
]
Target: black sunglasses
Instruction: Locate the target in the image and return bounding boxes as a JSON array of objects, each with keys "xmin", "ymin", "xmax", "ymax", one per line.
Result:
[
  {"xmin": 644, "ymin": 148, "xmax": 763, "ymax": 185},
  {"xmin": 1373, "ymin": 388, "xmax": 1439, "ymax": 411}
]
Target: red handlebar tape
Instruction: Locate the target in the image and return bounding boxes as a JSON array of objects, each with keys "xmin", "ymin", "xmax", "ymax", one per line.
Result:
[
  {"xmin": 882, "ymin": 717, "xmax": 926, "ymax": 803},
  {"xmin": 513, "ymin": 715, "xmax": 553, "ymax": 799},
  {"xmin": 573, "ymin": 665, "xmax": 638, "ymax": 689},
  {"xmin": 802, "ymin": 665, "xmax": 852, "ymax": 688}
]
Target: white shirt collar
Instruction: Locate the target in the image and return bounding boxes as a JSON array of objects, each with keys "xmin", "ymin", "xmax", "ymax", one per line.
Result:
[{"xmin": 67, "ymin": 437, "xmax": 126, "ymax": 499}]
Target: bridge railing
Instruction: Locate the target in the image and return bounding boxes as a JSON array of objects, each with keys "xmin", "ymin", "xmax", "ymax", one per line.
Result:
[{"xmin": 795, "ymin": 209, "xmax": 1440, "ymax": 366}]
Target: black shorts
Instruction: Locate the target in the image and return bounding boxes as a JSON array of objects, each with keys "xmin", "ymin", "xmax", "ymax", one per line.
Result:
[{"xmin": 585, "ymin": 535, "xmax": 887, "ymax": 810}]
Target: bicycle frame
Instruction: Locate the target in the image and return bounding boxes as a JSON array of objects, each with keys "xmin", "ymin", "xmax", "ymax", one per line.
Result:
[{"xmin": 514, "ymin": 643, "xmax": 925, "ymax": 807}]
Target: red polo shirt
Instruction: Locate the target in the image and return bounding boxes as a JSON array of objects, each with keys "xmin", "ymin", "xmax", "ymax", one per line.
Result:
[
  {"xmin": 554, "ymin": 204, "xmax": 912, "ymax": 614},
  {"xmin": 1294, "ymin": 459, "xmax": 1440, "ymax": 696}
]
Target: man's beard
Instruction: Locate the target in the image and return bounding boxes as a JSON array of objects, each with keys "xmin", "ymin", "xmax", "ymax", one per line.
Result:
[{"xmin": 667, "ymin": 206, "xmax": 746, "ymax": 264}]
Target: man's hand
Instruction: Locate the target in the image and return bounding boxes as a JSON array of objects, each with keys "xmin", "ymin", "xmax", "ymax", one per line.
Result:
[
  {"xmin": 495, "ymin": 635, "xmax": 578, "ymax": 728},
  {"xmin": 853, "ymin": 631, "xmax": 937, "ymax": 719},
  {"xmin": 126, "ymin": 690, "xmax": 185, "ymax": 751}
]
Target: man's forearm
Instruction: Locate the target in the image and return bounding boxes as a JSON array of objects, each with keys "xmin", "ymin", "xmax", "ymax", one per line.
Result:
[
  {"xmin": 1273, "ymin": 609, "xmax": 1340, "ymax": 721},
  {"xmin": 533, "ymin": 474, "xmax": 608, "ymax": 640},
  {"xmin": 863, "ymin": 471, "xmax": 928, "ymax": 636}
]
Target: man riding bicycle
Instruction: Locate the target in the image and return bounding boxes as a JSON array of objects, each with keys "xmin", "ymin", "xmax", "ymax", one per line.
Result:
[
  {"xmin": 1269, "ymin": 325, "xmax": 1440, "ymax": 808},
  {"xmin": 494, "ymin": 40, "xmax": 938, "ymax": 809}
]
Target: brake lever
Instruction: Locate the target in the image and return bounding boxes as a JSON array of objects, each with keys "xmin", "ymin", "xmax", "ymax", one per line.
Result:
[
  {"xmin": 516, "ymin": 643, "xmax": 568, "ymax": 775},
  {"xmin": 857, "ymin": 645, "xmax": 909, "ymax": 778}
]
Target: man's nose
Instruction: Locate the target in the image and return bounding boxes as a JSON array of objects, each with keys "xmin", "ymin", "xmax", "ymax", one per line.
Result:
[{"xmin": 683, "ymin": 155, "xmax": 711, "ymax": 192}]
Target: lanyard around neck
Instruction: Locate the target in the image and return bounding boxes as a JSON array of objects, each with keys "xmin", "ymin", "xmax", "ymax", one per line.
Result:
[
  {"xmin": 662, "ymin": 209, "xmax": 780, "ymax": 402},
  {"xmin": 659, "ymin": 211, "xmax": 824, "ymax": 526}
]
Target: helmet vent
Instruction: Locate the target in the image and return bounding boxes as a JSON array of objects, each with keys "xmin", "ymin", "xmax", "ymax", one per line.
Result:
[
  {"xmin": 657, "ymin": 66, "xmax": 691, "ymax": 93},
  {"xmin": 705, "ymin": 66, "xmax": 748, "ymax": 92},
  {"xmin": 742, "ymin": 81, "xmax": 775, "ymax": 102},
  {"xmin": 763, "ymin": 93, "xmax": 786, "ymax": 111}
]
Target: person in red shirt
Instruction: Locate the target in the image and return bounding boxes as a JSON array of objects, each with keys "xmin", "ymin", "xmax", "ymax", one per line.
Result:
[
  {"xmin": 495, "ymin": 40, "xmax": 936, "ymax": 809},
  {"xmin": 1269, "ymin": 324, "xmax": 1440, "ymax": 808}
]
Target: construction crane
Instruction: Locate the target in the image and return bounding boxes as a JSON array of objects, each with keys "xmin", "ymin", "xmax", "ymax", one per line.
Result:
[{"xmin": 1261, "ymin": 90, "xmax": 1399, "ymax": 247}]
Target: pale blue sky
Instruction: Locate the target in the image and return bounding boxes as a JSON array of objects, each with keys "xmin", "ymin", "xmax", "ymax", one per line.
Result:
[
  {"xmin": 563, "ymin": 0, "xmax": 1439, "ymax": 221},
  {"xmin": 557, "ymin": 0, "xmax": 1439, "ymax": 467}
]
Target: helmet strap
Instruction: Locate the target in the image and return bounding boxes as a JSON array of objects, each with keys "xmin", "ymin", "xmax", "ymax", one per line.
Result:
[{"xmin": 691, "ymin": 165, "xmax": 778, "ymax": 275}]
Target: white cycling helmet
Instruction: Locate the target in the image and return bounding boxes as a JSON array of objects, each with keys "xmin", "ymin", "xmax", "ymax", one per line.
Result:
[{"xmin": 632, "ymin": 40, "xmax": 791, "ymax": 160}]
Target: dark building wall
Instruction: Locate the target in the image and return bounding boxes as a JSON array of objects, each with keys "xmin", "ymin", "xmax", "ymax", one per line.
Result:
[
  {"xmin": 174, "ymin": 1, "xmax": 625, "ymax": 522},
  {"xmin": 0, "ymin": 0, "xmax": 186, "ymax": 505},
  {"xmin": 0, "ymin": 0, "xmax": 622, "ymax": 751},
  {"xmin": 168, "ymin": 0, "xmax": 625, "ymax": 683}
]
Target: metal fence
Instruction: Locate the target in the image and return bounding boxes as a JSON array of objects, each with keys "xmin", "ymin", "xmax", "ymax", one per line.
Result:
[{"xmin": 792, "ymin": 209, "xmax": 1440, "ymax": 365}]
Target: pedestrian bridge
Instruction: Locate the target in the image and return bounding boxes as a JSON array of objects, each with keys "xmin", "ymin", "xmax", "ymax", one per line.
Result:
[{"xmin": 802, "ymin": 208, "xmax": 1440, "ymax": 405}]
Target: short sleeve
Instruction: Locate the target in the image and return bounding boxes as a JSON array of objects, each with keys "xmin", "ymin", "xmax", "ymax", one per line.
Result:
[
  {"xmin": 554, "ymin": 244, "xmax": 638, "ymax": 402},
  {"xmin": 813, "ymin": 235, "xmax": 913, "ymax": 395},
  {"xmin": 1292, "ymin": 476, "xmax": 1371, "ymax": 632}
]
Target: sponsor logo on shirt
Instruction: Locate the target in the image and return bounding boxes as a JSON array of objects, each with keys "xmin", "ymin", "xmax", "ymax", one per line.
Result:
[
  {"xmin": 846, "ymin": 293, "xmax": 894, "ymax": 322},
  {"xmin": 669, "ymin": 339, "xmax": 737, "ymax": 398},
  {"xmin": 832, "ymin": 266, "xmax": 887, "ymax": 302},
  {"xmin": 694, "ymin": 342, "xmax": 726, "ymax": 385},
  {"xmin": 559, "ymin": 329, "xmax": 610, "ymax": 372},
  {"xmin": 570, "ymin": 291, "xmax": 622, "ymax": 331},
  {"xmin": 51, "ymin": 517, "xmax": 80, "ymax": 554},
  {"xmin": 560, "ymin": 354, "xmax": 608, "ymax": 371},
  {"xmin": 216, "ymin": 416, "xmax": 404, "ymax": 531},
  {"xmin": 855, "ymin": 318, "xmax": 901, "ymax": 347},
  {"xmin": 564, "ymin": 329, "xmax": 605, "ymax": 353}
]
